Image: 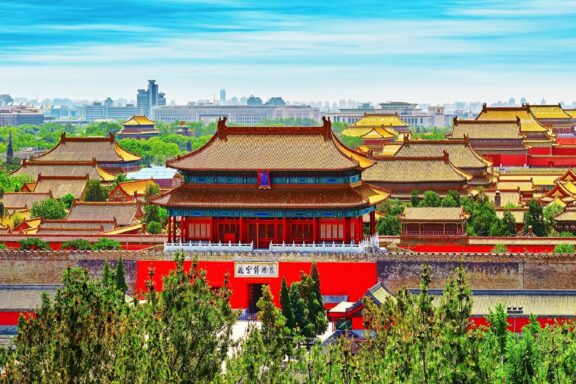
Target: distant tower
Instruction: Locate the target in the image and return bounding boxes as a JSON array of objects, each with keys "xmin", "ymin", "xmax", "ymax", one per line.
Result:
[
  {"xmin": 6, "ymin": 131, "xmax": 14, "ymax": 164},
  {"xmin": 219, "ymin": 89, "xmax": 226, "ymax": 104},
  {"xmin": 136, "ymin": 80, "xmax": 164, "ymax": 116},
  {"xmin": 104, "ymin": 97, "xmax": 114, "ymax": 108}
]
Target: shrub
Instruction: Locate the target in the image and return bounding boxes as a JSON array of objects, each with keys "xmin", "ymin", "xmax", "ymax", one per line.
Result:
[
  {"xmin": 559, "ymin": 231, "xmax": 574, "ymax": 238},
  {"xmin": 60, "ymin": 239, "xmax": 93, "ymax": 250},
  {"xmin": 491, "ymin": 244, "xmax": 508, "ymax": 253},
  {"xmin": 30, "ymin": 198, "xmax": 67, "ymax": 220},
  {"xmin": 147, "ymin": 221, "xmax": 162, "ymax": 234},
  {"xmin": 553, "ymin": 244, "xmax": 575, "ymax": 254},
  {"xmin": 20, "ymin": 238, "xmax": 50, "ymax": 250},
  {"xmin": 93, "ymin": 238, "xmax": 121, "ymax": 250},
  {"xmin": 60, "ymin": 193, "xmax": 75, "ymax": 209}
]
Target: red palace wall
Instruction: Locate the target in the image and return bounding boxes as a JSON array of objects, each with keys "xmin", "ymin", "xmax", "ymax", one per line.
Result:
[
  {"xmin": 136, "ymin": 260, "xmax": 377, "ymax": 309},
  {"xmin": 402, "ymin": 245, "xmax": 554, "ymax": 253},
  {"xmin": 0, "ymin": 312, "xmax": 33, "ymax": 326}
]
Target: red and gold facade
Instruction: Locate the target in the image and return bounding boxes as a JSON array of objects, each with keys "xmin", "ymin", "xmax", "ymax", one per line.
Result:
[{"xmin": 153, "ymin": 117, "xmax": 388, "ymax": 249}]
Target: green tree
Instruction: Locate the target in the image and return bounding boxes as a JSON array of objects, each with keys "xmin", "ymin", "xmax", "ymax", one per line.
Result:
[
  {"xmin": 524, "ymin": 199, "xmax": 546, "ymax": 236},
  {"xmin": 93, "ymin": 238, "xmax": 121, "ymax": 250},
  {"xmin": 30, "ymin": 198, "xmax": 67, "ymax": 219},
  {"xmin": 440, "ymin": 194, "xmax": 458, "ymax": 207},
  {"xmin": 376, "ymin": 215, "xmax": 401, "ymax": 235},
  {"xmin": 502, "ymin": 210, "xmax": 517, "ymax": 236},
  {"xmin": 280, "ymin": 277, "xmax": 296, "ymax": 330},
  {"xmin": 145, "ymin": 183, "xmax": 161, "ymax": 202},
  {"xmin": 411, "ymin": 190, "xmax": 421, "ymax": 207},
  {"xmin": 115, "ymin": 257, "xmax": 127, "ymax": 293},
  {"xmin": 82, "ymin": 180, "xmax": 107, "ymax": 202},
  {"xmin": 146, "ymin": 220, "xmax": 162, "ymax": 234},
  {"xmin": 543, "ymin": 202, "xmax": 564, "ymax": 235},
  {"xmin": 144, "ymin": 204, "xmax": 168, "ymax": 225},
  {"xmin": 60, "ymin": 239, "xmax": 93, "ymax": 250},
  {"xmin": 419, "ymin": 191, "xmax": 442, "ymax": 207},
  {"xmin": 19, "ymin": 237, "xmax": 50, "ymax": 250},
  {"xmin": 60, "ymin": 193, "xmax": 75, "ymax": 209}
]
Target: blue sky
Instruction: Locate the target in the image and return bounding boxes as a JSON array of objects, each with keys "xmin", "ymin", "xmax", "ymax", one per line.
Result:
[{"xmin": 1, "ymin": 0, "xmax": 575, "ymax": 104}]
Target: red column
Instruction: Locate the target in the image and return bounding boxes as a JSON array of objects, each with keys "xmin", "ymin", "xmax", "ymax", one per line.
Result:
[
  {"xmin": 167, "ymin": 215, "xmax": 171, "ymax": 242},
  {"xmin": 343, "ymin": 218, "xmax": 349, "ymax": 244},
  {"xmin": 210, "ymin": 217, "xmax": 215, "ymax": 242},
  {"xmin": 312, "ymin": 218, "xmax": 317, "ymax": 243},
  {"xmin": 239, "ymin": 217, "xmax": 244, "ymax": 243},
  {"xmin": 173, "ymin": 216, "xmax": 177, "ymax": 243},
  {"xmin": 370, "ymin": 211, "xmax": 376, "ymax": 236},
  {"xmin": 282, "ymin": 217, "xmax": 288, "ymax": 243}
]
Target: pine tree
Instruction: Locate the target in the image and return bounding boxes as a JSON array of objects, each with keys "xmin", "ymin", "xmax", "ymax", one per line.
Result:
[
  {"xmin": 115, "ymin": 257, "xmax": 127, "ymax": 293},
  {"xmin": 6, "ymin": 130, "xmax": 14, "ymax": 164},
  {"xmin": 280, "ymin": 277, "xmax": 295, "ymax": 330}
]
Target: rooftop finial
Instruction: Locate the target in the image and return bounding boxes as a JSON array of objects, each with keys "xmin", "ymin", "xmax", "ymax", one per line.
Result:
[{"xmin": 443, "ymin": 150, "xmax": 449, "ymax": 164}]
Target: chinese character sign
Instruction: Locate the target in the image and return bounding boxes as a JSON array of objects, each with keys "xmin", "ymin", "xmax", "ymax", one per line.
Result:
[{"xmin": 234, "ymin": 262, "xmax": 279, "ymax": 278}]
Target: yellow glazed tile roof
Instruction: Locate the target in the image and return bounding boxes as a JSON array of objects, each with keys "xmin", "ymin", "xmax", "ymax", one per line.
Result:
[
  {"xmin": 451, "ymin": 119, "xmax": 524, "ymax": 139},
  {"xmin": 477, "ymin": 108, "xmax": 550, "ymax": 133},
  {"xmin": 496, "ymin": 180, "xmax": 533, "ymax": 192},
  {"xmin": 529, "ymin": 105, "xmax": 572, "ymax": 120},
  {"xmin": 341, "ymin": 126, "xmax": 396, "ymax": 139},
  {"xmin": 352, "ymin": 114, "xmax": 409, "ymax": 128},
  {"xmin": 400, "ymin": 207, "xmax": 467, "ymax": 221},
  {"xmin": 362, "ymin": 157, "xmax": 473, "ymax": 183},
  {"xmin": 123, "ymin": 115, "xmax": 155, "ymax": 126},
  {"xmin": 394, "ymin": 140, "xmax": 492, "ymax": 169},
  {"xmin": 118, "ymin": 179, "xmax": 159, "ymax": 196},
  {"xmin": 564, "ymin": 109, "xmax": 576, "ymax": 119}
]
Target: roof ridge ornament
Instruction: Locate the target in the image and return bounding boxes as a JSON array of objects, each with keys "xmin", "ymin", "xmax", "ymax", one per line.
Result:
[
  {"xmin": 217, "ymin": 117, "xmax": 228, "ymax": 141},
  {"xmin": 443, "ymin": 150, "xmax": 450, "ymax": 164},
  {"xmin": 321, "ymin": 116, "xmax": 332, "ymax": 141}
]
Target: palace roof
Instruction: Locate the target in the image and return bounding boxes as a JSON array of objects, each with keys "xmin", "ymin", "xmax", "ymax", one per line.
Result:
[
  {"xmin": 341, "ymin": 126, "xmax": 397, "ymax": 139},
  {"xmin": 122, "ymin": 115, "xmax": 155, "ymax": 126},
  {"xmin": 35, "ymin": 219, "xmax": 117, "ymax": 235},
  {"xmin": 495, "ymin": 208, "xmax": 526, "ymax": 223},
  {"xmin": 352, "ymin": 113, "xmax": 409, "ymax": 128},
  {"xmin": 553, "ymin": 209, "xmax": 576, "ymax": 222},
  {"xmin": 33, "ymin": 175, "xmax": 89, "ymax": 199},
  {"xmin": 66, "ymin": 201, "xmax": 142, "ymax": 226},
  {"xmin": 495, "ymin": 179, "xmax": 534, "ymax": 192},
  {"xmin": 393, "ymin": 138, "xmax": 492, "ymax": 169},
  {"xmin": 11, "ymin": 159, "xmax": 116, "ymax": 181},
  {"xmin": 167, "ymin": 117, "xmax": 374, "ymax": 172},
  {"xmin": 152, "ymin": 183, "xmax": 389, "ymax": 209},
  {"xmin": 113, "ymin": 179, "xmax": 159, "ymax": 197},
  {"xmin": 528, "ymin": 104, "xmax": 573, "ymax": 120},
  {"xmin": 564, "ymin": 109, "xmax": 576, "ymax": 119},
  {"xmin": 476, "ymin": 105, "xmax": 551, "ymax": 133},
  {"xmin": 486, "ymin": 190, "xmax": 521, "ymax": 207},
  {"xmin": 399, "ymin": 207, "xmax": 468, "ymax": 222},
  {"xmin": 362, "ymin": 155, "xmax": 472, "ymax": 183},
  {"xmin": 35, "ymin": 133, "xmax": 141, "ymax": 163},
  {"xmin": 450, "ymin": 118, "xmax": 524, "ymax": 139},
  {"xmin": 1, "ymin": 192, "xmax": 52, "ymax": 212}
]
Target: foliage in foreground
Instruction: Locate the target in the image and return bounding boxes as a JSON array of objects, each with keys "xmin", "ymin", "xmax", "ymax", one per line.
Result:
[{"xmin": 4, "ymin": 260, "xmax": 576, "ymax": 383}]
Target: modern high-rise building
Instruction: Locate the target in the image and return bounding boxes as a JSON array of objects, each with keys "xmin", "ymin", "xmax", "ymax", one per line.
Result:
[
  {"xmin": 104, "ymin": 97, "xmax": 114, "ymax": 108},
  {"xmin": 219, "ymin": 89, "xmax": 226, "ymax": 104},
  {"xmin": 136, "ymin": 80, "xmax": 165, "ymax": 116}
]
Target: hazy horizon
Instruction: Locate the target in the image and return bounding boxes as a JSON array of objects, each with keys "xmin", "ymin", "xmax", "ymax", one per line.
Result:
[{"xmin": 2, "ymin": 0, "xmax": 575, "ymax": 105}]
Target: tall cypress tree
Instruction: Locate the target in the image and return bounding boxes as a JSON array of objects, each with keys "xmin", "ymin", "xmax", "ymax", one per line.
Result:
[
  {"xmin": 6, "ymin": 130, "xmax": 14, "ymax": 164},
  {"xmin": 280, "ymin": 277, "xmax": 295, "ymax": 330},
  {"xmin": 115, "ymin": 257, "xmax": 128, "ymax": 294}
]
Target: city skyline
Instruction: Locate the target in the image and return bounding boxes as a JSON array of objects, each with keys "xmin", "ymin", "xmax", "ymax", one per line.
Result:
[{"xmin": 1, "ymin": 0, "xmax": 576, "ymax": 104}]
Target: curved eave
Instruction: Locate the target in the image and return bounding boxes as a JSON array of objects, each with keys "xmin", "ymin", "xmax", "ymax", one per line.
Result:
[{"xmin": 114, "ymin": 143, "xmax": 142, "ymax": 162}]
